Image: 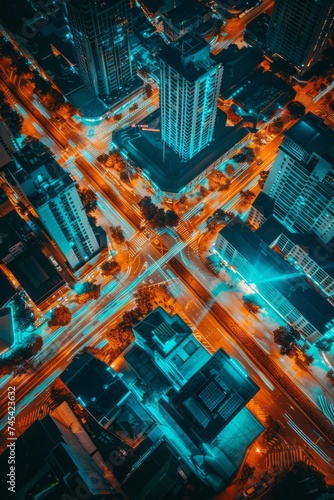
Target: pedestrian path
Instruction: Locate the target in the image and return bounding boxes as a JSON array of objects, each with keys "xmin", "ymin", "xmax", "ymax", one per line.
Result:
[
  {"xmin": 17, "ymin": 403, "xmax": 49, "ymax": 429},
  {"xmin": 265, "ymin": 446, "xmax": 310, "ymax": 468}
]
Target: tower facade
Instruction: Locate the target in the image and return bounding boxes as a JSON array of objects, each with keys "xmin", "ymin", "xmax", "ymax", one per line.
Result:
[
  {"xmin": 66, "ymin": 0, "xmax": 133, "ymax": 97},
  {"xmin": 266, "ymin": 0, "xmax": 334, "ymax": 74},
  {"xmin": 159, "ymin": 33, "xmax": 223, "ymax": 163},
  {"xmin": 7, "ymin": 146, "xmax": 101, "ymax": 269},
  {"xmin": 263, "ymin": 113, "xmax": 334, "ymax": 244}
]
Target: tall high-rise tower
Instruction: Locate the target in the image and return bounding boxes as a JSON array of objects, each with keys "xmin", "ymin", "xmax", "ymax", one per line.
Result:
[
  {"xmin": 66, "ymin": 0, "xmax": 133, "ymax": 97},
  {"xmin": 266, "ymin": 0, "xmax": 334, "ymax": 75},
  {"xmin": 158, "ymin": 34, "xmax": 223, "ymax": 163},
  {"xmin": 7, "ymin": 146, "xmax": 101, "ymax": 269},
  {"xmin": 263, "ymin": 113, "xmax": 334, "ymax": 244}
]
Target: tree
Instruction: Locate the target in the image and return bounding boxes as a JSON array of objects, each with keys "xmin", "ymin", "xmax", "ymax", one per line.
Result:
[
  {"xmin": 243, "ymin": 298, "xmax": 260, "ymax": 315},
  {"xmin": 258, "ymin": 170, "xmax": 269, "ymax": 189},
  {"xmin": 270, "ymin": 462, "xmax": 328, "ymax": 500},
  {"xmin": 239, "ymin": 190, "xmax": 256, "ymax": 205},
  {"xmin": 315, "ymin": 337, "xmax": 334, "ymax": 352},
  {"xmin": 233, "ymin": 147, "xmax": 255, "ymax": 164},
  {"xmin": 50, "ymin": 379, "xmax": 76, "ymax": 407},
  {"xmin": 109, "ymin": 224, "xmax": 125, "ymax": 244},
  {"xmin": 273, "ymin": 326, "xmax": 300, "ymax": 355},
  {"xmin": 294, "ymin": 348, "xmax": 314, "ymax": 368},
  {"xmin": 165, "ymin": 209, "xmax": 179, "ymax": 227},
  {"xmin": 78, "ymin": 188, "xmax": 97, "ymax": 213},
  {"xmin": 179, "ymin": 195, "xmax": 187, "ymax": 204},
  {"xmin": 225, "ymin": 163, "xmax": 235, "ymax": 176},
  {"xmin": 105, "ymin": 151, "xmax": 127, "ymax": 172},
  {"xmin": 240, "ymin": 463, "xmax": 255, "ymax": 484},
  {"xmin": 101, "ymin": 260, "xmax": 121, "ymax": 277},
  {"xmin": 113, "ymin": 113, "xmax": 122, "ymax": 121},
  {"xmin": 76, "ymin": 282, "xmax": 101, "ymax": 303},
  {"xmin": 207, "ymin": 209, "xmax": 233, "ymax": 231},
  {"xmin": 0, "ymin": 103, "xmax": 23, "ymax": 137},
  {"xmin": 138, "ymin": 196, "xmax": 158, "ymax": 222},
  {"xmin": 269, "ymin": 119, "xmax": 284, "ymax": 135},
  {"xmin": 32, "ymin": 70, "xmax": 52, "ymax": 95},
  {"xmin": 97, "ymin": 153, "xmax": 109, "ymax": 165},
  {"xmin": 129, "ymin": 103, "xmax": 139, "ymax": 112},
  {"xmin": 120, "ymin": 170, "xmax": 131, "ymax": 182},
  {"xmin": 49, "ymin": 305, "xmax": 72, "ymax": 327},
  {"xmin": 145, "ymin": 84, "xmax": 153, "ymax": 97},
  {"xmin": 12, "ymin": 294, "xmax": 35, "ymax": 331},
  {"xmin": 12, "ymin": 56, "xmax": 30, "ymax": 75},
  {"xmin": 287, "ymin": 101, "xmax": 306, "ymax": 119},
  {"xmin": 208, "ymin": 170, "xmax": 230, "ymax": 191},
  {"xmin": 270, "ymin": 59, "xmax": 295, "ymax": 79},
  {"xmin": 199, "ymin": 185, "xmax": 209, "ymax": 197},
  {"xmin": 152, "ymin": 207, "xmax": 166, "ymax": 228},
  {"xmin": 29, "ymin": 335, "xmax": 43, "ymax": 355}
]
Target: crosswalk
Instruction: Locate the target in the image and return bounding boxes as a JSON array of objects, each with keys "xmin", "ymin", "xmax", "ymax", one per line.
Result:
[
  {"xmin": 129, "ymin": 233, "xmax": 150, "ymax": 255},
  {"xmin": 17, "ymin": 404, "xmax": 50, "ymax": 430},
  {"xmin": 177, "ymin": 222, "xmax": 192, "ymax": 241},
  {"xmin": 265, "ymin": 447, "xmax": 310, "ymax": 469}
]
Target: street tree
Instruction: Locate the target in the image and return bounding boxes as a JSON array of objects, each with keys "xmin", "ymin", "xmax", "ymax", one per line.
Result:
[
  {"xmin": 109, "ymin": 224, "xmax": 125, "ymax": 244},
  {"xmin": 258, "ymin": 170, "xmax": 269, "ymax": 189},
  {"xmin": 138, "ymin": 196, "xmax": 158, "ymax": 222},
  {"xmin": 243, "ymin": 298, "xmax": 260, "ymax": 315},
  {"xmin": 199, "ymin": 185, "xmax": 209, "ymax": 197},
  {"xmin": 315, "ymin": 337, "xmax": 334, "ymax": 352},
  {"xmin": 270, "ymin": 462, "xmax": 328, "ymax": 500},
  {"xmin": 48, "ymin": 305, "xmax": 72, "ymax": 327},
  {"xmin": 165, "ymin": 209, "xmax": 179, "ymax": 227},
  {"xmin": 145, "ymin": 84, "xmax": 153, "ymax": 97},
  {"xmin": 101, "ymin": 260, "xmax": 121, "ymax": 277},
  {"xmin": 273, "ymin": 325, "xmax": 300, "ymax": 355},
  {"xmin": 78, "ymin": 188, "xmax": 97, "ymax": 213},
  {"xmin": 240, "ymin": 463, "xmax": 255, "ymax": 484},
  {"xmin": 206, "ymin": 208, "xmax": 233, "ymax": 231},
  {"xmin": 32, "ymin": 70, "xmax": 52, "ymax": 95},
  {"xmin": 233, "ymin": 147, "xmax": 255, "ymax": 164},
  {"xmin": 239, "ymin": 189, "xmax": 256, "ymax": 205},
  {"xmin": 225, "ymin": 163, "xmax": 235, "ymax": 176},
  {"xmin": 287, "ymin": 101, "xmax": 306, "ymax": 119},
  {"xmin": 207, "ymin": 170, "xmax": 229, "ymax": 191},
  {"xmin": 97, "ymin": 153, "xmax": 109, "ymax": 165},
  {"xmin": 76, "ymin": 281, "xmax": 101, "ymax": 303},
  {"xmin": 152, "ymin": 208, "xmax": 166, "ymax": 228},
  {"xmin": 269, "ymin": 119, "xmax": 284, "ymax": 135},
  {"xmin": 12, "ymin": 55, "xmax": 30, "ymax": 75}
]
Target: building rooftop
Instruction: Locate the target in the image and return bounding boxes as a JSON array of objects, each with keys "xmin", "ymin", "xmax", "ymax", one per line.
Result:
[
  {"xmin": 0, "ymin": 270, "xmax": 15, "ymax": 308},
  {"xmin": 257, "ymin": 215, "xmax": 334, "ymax": 279},
  {"xmin": 0, "ymin": 209, "xmax": 33, "ymax": 261},
  {"xmin": 232, "ymin": 67, "xmax": 296, "ymax": 120},
  {"xmin": 7, "ymin": 244, "xmax": 65, "ymax": 305},
  {"xmin": 133, "ymin": 306, "xmax": 192, "ymax": 355},
  {"xmin": 0, "ymin": 410, "xmax": 113, "ymax": 499},
  {"xmin": 284, "ymin": 112, "xmax": 334, "ymax": 160},
  {"xmin": 220, "ymin": 218, "xmax": 334, "ymax": 333},
  {"xmin": 0, "ymin": 307, "xmax": 14, "ymax": 353},
  {"xmin": 122, "ymin": 440, "xmax": 203, "ymax": 500},
  {"xmin": 60, "ymin": 352, "xmax": 128, "ymax": 426},
  {"xmin": 124, "ymin": 344, "xmax": 171, "ymax": 388},
  {"xmin": 250, "ymin": 191, "xmax": 275, "ymax": 221},
  {"xmin": 214, "ymin": 45, "xmax": 263, "ymax": 99},
  {"xmin": 169, "ymin": 348, "xmax": 259, "ymax": 443},
  {"xmin": 158, "ymin": 33, "xmax": 218, "ymax": 82},
  {"xmin": 113, "ymin": 109, "xmax": 252, "ymax": 193}
]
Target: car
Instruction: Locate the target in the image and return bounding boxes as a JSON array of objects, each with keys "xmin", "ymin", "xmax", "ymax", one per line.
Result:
[{"xmin": 257, "ymin": 159, "xmax": 263, "ymax": 165}]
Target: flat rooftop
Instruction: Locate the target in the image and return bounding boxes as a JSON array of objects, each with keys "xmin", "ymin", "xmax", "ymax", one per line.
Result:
[
  {"xmin": 113, "ymin": 108, "xmax": 252, "ymax": 194},
  {"xmin": 158, "ymin": 33, "xmax": 217, "ymax": 81}
]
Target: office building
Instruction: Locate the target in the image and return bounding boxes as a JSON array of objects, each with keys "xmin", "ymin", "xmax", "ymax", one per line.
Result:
[
  {"xmin": 266, "ymin": 0, "xmax": 334, "ymax": 75},
  {"xmin": 215, "ymin": 217, "xmax": 334, "ymax": 343},
  {"xmin": 263, "ymin": 113, "xmax": 334, "ymax": 244},
  {"xmin": 66, "ymin": 0, "xmax": 133, "ymax": 98},
  {"xmin": 5, "ymin": 145, "xmax": 101, "ymax": 269},
  {"xmin": 159, "ymin": 33, "xmax": 223, "ymax": 163}
]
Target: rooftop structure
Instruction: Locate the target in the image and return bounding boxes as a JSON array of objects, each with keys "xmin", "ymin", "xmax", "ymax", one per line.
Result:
[{"xmin": 0, "ymin": 307, "xmax": 14, "ymax": 354}]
